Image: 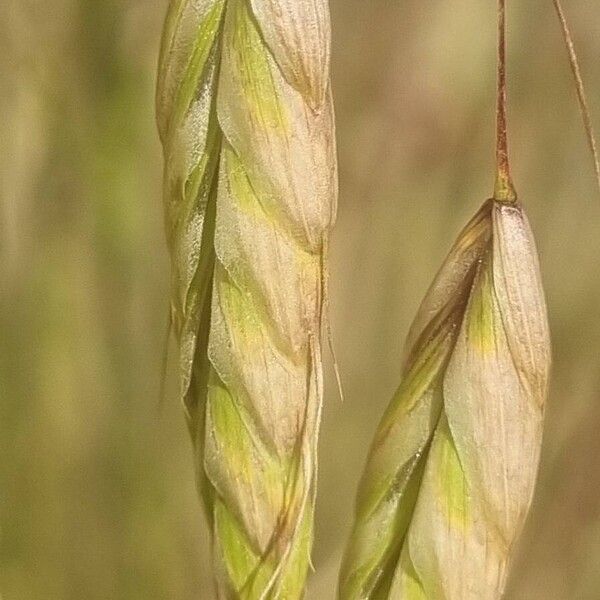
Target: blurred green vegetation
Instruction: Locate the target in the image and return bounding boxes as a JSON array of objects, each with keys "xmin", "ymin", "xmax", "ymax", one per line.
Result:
[{"xmin": 2, "ymin": 1, "xmax": 600, "ymax": 598}]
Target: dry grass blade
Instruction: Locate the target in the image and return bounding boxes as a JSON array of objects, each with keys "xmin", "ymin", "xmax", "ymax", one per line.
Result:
[
  {"xmin": 156, "ymin": 1, "xmax": 337, "ymax": 598},
  {"xmin": 338, "ymin": 2, "xmax": 551, "ymax": 598},
  {"xmin": 552, "ymin": 0, "xmax": 600, "ymax": 196}
]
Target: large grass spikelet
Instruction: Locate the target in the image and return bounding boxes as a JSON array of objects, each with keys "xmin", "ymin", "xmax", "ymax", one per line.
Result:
[{"xmin": 156, "ymin": 1, "xmax": 337, "ymax": 597}]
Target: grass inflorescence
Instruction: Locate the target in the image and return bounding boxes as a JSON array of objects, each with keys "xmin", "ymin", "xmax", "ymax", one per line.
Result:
[{"xmin": 156, "ymin": 1, "xmax": 337, "ymax": 597}]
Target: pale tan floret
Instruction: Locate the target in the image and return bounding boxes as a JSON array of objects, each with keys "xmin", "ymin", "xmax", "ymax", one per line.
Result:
[
  {"xmin": 339, "ymin": 200, "xmax": 551, "ymax": 600},
  {"xmin": 157, "ymin": 1, "xmax": 337, "ymax": 597}
]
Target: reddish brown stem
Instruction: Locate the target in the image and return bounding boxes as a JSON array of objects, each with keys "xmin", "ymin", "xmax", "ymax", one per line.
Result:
[{"xmin": 494, "ymin": 0, "xmax": 517, "ymax": 202}]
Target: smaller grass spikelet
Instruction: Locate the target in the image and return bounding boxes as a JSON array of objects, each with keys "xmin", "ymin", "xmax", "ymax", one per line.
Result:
[
  {"xmin": 339, "ymin": 198, "xmax": 550, "ymax": 600},
  {"xmin": 338, "ymin": 2, "xmax": 551, "ymax": 598}
]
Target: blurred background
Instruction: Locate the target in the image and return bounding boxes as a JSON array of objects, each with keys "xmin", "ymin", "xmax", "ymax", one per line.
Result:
[{"xmin": 2, "ymin": 1, "xmax": 600, "ymax": 598}]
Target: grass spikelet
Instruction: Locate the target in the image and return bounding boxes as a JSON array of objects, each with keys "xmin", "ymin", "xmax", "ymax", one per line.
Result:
[
  {"xmin": 338, "ymin": 2, "xmax": 551, "ymax": 598},
  {"xmin": 156, "ymin": 1, "xmax": 337, "ymax": 597}
]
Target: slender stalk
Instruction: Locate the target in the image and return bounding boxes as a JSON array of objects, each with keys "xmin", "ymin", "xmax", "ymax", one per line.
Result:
[
  {"xmin": 156, "ymin": 1, "xmax": 337, "ymax": 597},
  {"xmin": 494, "ymin": 0, "xmax": 516, "ymax": 202},
  {"xmin": 552, "ymin": 0, "xmax": 600, "ymax": 197}
]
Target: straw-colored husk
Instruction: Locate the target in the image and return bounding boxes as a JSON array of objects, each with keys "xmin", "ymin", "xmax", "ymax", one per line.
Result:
[
  {"xmin": 156, "ymin": 1, "xmax": 337, "ymax": 597},
  {"xmin": 339, "ymin": 198, "xmax": 550, "ymax": 599}
]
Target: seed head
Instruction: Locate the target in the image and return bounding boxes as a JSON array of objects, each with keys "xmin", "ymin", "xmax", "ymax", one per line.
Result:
[
  {"xmin": 157, "ymin": 1, "xmax": 337, "ymax": 597},
  {"xmin": 339, "ymin": 198, "xmax": 550, "ymax": 599}
]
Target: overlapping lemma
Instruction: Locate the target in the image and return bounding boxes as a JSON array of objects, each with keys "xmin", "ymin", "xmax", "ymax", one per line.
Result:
[
  {"xmin": 339, "ymin": 198, "xmax": 550, "ymax": 600},
  {"xmin": 157, "ymin": 1, "xmax": 337, "ymax": 598}
]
